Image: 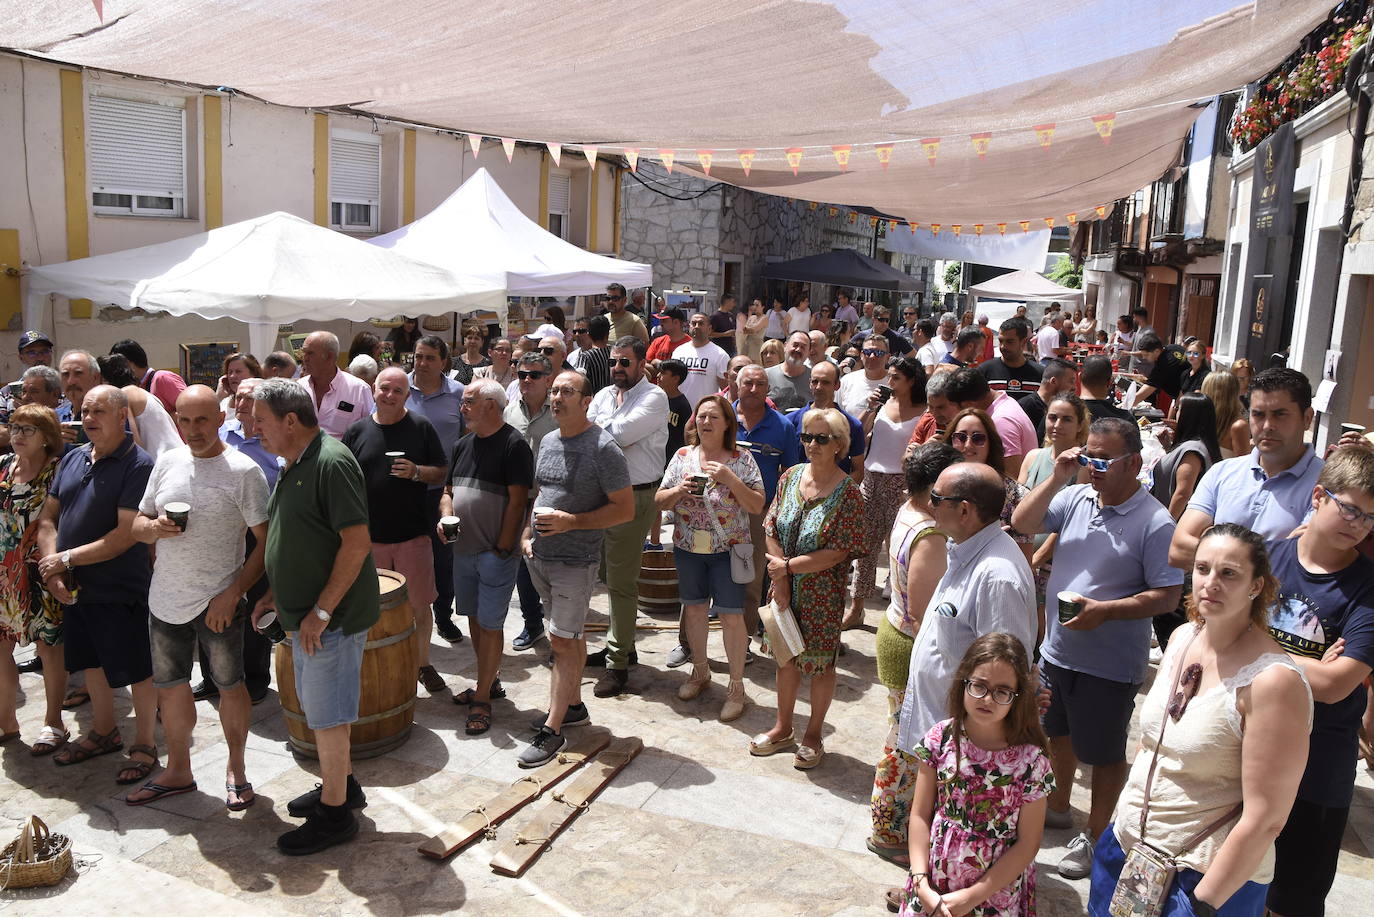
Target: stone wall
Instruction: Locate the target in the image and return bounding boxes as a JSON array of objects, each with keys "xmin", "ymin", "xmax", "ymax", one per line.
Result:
[{"xmin": 619, "ymin": 162, "xmax": 724, "ymax": 298}]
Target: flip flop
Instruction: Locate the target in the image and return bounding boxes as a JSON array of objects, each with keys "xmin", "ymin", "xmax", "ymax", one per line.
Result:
[
  {"xmin": 225, "ymin": 782, "xmax": 256, "ymax": 811},
  {"xmin": 866, "ymin": 837, "xmax": 911, "ymax": 867},
  {"xmin": 748, "ymin": 731, "xmax": 796, "ymax": 757},
  {"xmin": 126, "ymin": 780, "xmax": 197, "ymax": 806}
]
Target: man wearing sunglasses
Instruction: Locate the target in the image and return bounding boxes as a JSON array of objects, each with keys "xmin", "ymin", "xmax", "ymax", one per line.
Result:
[
  {"xmin": 1012, "ymin": 416, "xmax": 1183, "ymax": 880},
  {"xmin": 838, "ymin": 334, "xmax": 889, "ymax": 417},
  {"xmin": 602, "ymin": 283, "xmax": 648, "ymax": 344},
  {"xmin": 851, "ymin": 306, "xmax": 914, "ymax": 358},
  {"xmin": 585, "ymin": 338, "xmax": 668, "ymax": 696},
  {"xmin": 1262, "ymin": 445, "xmax": 1374, "ymax": 917},
  {"xmin": 503, "ymin": 353, "xmax": 558, "ymax": 651},
  {"xmin": 1171, "ymin": 368, "xmax": 1324, "ymax": 568},
  {"xmin": 570, "ymin": 315, "xmax": 612, "ymax": 394}
]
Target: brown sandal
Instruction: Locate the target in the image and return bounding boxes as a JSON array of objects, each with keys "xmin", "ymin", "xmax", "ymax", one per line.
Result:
[
  {"xmin": 465, "ymin": 702, "xmax": 492, "ymax": 735},
  {"xmin": 53, "ymin": 727, "xmax": 122, "ymax": 766},
  {"xmin": 116, "ymin": 744, "xmax": 159, "ymax": 785}
]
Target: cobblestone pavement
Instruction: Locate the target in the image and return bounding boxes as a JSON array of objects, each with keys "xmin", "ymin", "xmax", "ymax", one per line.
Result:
[{"xmin": 2, "ymin": 565, "xmax": 1370, "ymax": 915}]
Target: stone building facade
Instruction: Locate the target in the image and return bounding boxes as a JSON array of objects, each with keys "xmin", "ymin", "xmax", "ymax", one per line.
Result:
[{"xmin": 619, "ymin": 162, "xmax": 932, "ymax": 310}]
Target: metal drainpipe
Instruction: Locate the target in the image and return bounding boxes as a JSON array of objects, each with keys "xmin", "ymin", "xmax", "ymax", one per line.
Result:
[{"xmin": 1168, "ymin": 262, "xmax": 1185, "ymax": 342}]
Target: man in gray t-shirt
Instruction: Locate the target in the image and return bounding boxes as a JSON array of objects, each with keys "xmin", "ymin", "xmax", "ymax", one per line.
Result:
[
  {"xmin": 128, "ymin": 385, "xmax": 270, "ymax": 809},
  {"xmin": 519, "ymin": 370, "xmax": 632, "ymax": 768}
]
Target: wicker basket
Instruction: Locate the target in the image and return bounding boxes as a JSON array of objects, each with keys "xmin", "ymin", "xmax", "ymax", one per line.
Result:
[
  {"xmin": 0, "ymin": 816, "xmax": 72, "ymax": 889},
  {"xmin": 421, "ymin": 315, "xmax": 452, "ymax": 333}
]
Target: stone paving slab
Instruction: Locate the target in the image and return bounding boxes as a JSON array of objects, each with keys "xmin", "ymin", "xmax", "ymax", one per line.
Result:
[{"xmin": 2, "ymin": 563, "xmax": 1371, "ymax": 915}]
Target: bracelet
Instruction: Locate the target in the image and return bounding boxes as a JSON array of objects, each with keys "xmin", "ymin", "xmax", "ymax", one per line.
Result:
[
  {"xmin": 785, "ymin": 558, "xmax": 792, "ymax": 576},
  {"xmin": 909, "ymin": 872, "xmax": 927, "ymax": 885}
]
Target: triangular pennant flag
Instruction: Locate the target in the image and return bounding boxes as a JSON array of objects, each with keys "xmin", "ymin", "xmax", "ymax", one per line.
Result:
[
  {"xmin": 875, "ymin": 144, "xmax": 894, "ymax": 170},
  {"xmin": 1094, "ymin": 204, "xmax": 1108, "ymax": 219},
  {"xmin": 931, "ymin": 223, "xmax": 942, "ymax": 236},
  {"xmin": 970, "ymin": 133, "xmax": 992, "ymax": 160},
  {"xmin": 908, "ymin": 222, "xmax": 920, "ymax": 233},
  {"xmin": 997, "ymin": 222, "xmax": 1007, "ymax": 235},
  {"xmin": 888, "ymin": 219, "xmax": 899, "ymax": 232},
  {"xmin": 738, "ymin": 149, "xmax": 757, "ymax": 176},
  {"xmin": 785, "ymin": 147, "xmax": 803, "ymax": 176},
  {"xmin": 583, "ymin": 145, "xmax": 598, "ymax": 168},
  {"xmin": 921, "ymin": 138, "xmax": 940, "ymax": 166},
  {"xmin": 1066, "ymin": 212, "xmax": 1078, "ymax": 227},
  {"xmin": 832, "ymin": 145, "xmax": 852, "ymax": 172},
  {"xmin": 1019, "ymin": 220, "xmax": 1031, "ymax": 233},
  {"xmin": 973, "ymin": 223, "xmax": 984, "ymax": 236},
  {"xmin": 952, "ymin": 224, "xmax": 962, "ymax": 237},
  {"xmin": 467, "ymin": 133, "xmax": 482, "ymax": 158},
  {"xmin": 93, "ymin": 0, "xmax": 103, "ymax": 21},
  {"xmin": 1043, "ymin": 217, "xmax": 1056, "ymax": 230},
  {"xmin": 1033, "ymin": 124, "xmax": 1056, "ymax": 150},
  {"xmin": 659, "ymin": 149, "xmax": 676, "ymax": 173},
  {"xmin": 546, "ymin": 142, "xmax": 562, "ymax": 167},
  {"xmin": 827, "ymin": 206, "xmax": 839, "ymax": 218},
  {"xmin": 1092, "ymin": 113, "xmax": 1117, "ymax": 144},
  {"xmin": 623, "ymin": 148, "xmax": 639, "ymax": 173},
  {"xmin": 501, "ymin": 138, "xmax": 516, "ymax": 162},
  {"xmin": 846, "ymin": 211, "xmax": 857, "ymax": 225},
  {"xmin": 696, "ymin": 150, "xmax": 714, "ymax": 176},
  {"xmin": 868, "ymin": 216, "xmax": 879, "ymax": 228},
  {"xmin": 807, "ymin": 200, "xmax": 819, "ymax": 210}
]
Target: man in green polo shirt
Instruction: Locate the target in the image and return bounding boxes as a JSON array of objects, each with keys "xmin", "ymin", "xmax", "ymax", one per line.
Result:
[{"xmin": 249, "ymin": 379, "xmax": 379, "ymax": 855}]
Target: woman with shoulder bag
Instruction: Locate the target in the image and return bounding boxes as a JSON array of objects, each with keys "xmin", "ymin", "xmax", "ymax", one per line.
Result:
[
  {"xmin": 1088, "ymin": 524, "xmax": 1312, "ymax": 917},
  {"xmin": 656, "ymin": 395, "xmax": 765, "ymax": 721}
]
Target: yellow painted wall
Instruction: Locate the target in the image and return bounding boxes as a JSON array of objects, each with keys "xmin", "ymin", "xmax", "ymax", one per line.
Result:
[
  {"xmin": 203, "ymin": 95, "xmax": 223, "ymax": 229},
  {"xmin": 59, "ymin": 69, "xmax": 90, "ymax": 319},
  {"xmin": 313, "ymin": 113, "xmax": 328, "ymax": 226},
  {"xmin": 0, "ymin": 230, "xmax": 19, "ymax": 329}
]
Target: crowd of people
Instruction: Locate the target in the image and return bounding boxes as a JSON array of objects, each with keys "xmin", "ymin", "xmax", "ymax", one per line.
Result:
[{"xmin": 0, "ymin": 286, "xmax": 1370, "ymax": 917}]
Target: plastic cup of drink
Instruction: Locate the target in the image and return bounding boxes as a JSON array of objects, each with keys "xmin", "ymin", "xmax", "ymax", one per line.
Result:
[
  {"xmin": 687, "ymin": 473, "xmax": 710, "ymax": 495},
  {"xmin": 256, "ymin": 610, "xmax": 287, "ymax": 644},
  {"xmin": 533, "ymin": 506, "xmax": 555, "ymax": 530},
  {"xmin": 386, "ymin": 451, "xmax": 407, "ymax": 476},
  {"xmin": 164, "ymin": 501, "xmax": 191, "ymax": 531},
  {"xmin": 1341, "ymin": 423, "xmax": 1366, "ymax": 435},
  {"xmin": 1057, "ymin": 591, "xmax": 1081, "ymax": 624},
  {"xmin": 440, "ymin": 515, "xmax": 461, "ymax": 542},
  {"xmin": 877, "ymin": 383, "xmax": 893, "ymax": 401}
]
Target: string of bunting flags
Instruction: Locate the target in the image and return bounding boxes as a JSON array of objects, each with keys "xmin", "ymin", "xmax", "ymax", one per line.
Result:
[
  {"xmin": 457, "ymin": 107, "xmax": 1132, "ymax": 232},
  {"xmin": 798, "ymin": 202, "xmax": 1110, "ymax": 237}
]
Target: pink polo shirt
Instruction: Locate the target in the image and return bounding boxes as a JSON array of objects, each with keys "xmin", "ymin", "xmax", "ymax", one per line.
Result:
[
  {"xmin": 140, "ymin": 367, "xmax": 187, "ymax": 418},
  {"xmin": 987, "ymin": 391, "xmax": 1038, "ymax": 459},
  {"xmin": 299, "ymin": 370, "xmax": 375, "ymax": 438}
]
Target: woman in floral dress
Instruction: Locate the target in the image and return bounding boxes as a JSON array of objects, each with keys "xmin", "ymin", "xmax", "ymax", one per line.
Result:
[
  {"xmin": 904, "ymin": 634, "xmax": 1055, "ymax": 917},
  {"xmin": 751, "ymin": 408, "xmax": 865, "ymax": 770},
  {"xmin": 0, "ymin": 405, "xmax": 68, "ymax": 754}
]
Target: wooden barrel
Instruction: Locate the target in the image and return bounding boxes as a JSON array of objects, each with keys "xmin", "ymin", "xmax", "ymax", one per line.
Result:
[
  {"xmin": 275, "ymin": 569, "xmax": 419, "ymax": 760},
  {"xmin": 637, "ymin": 548, "xmax": 680, "ymax": 615}
]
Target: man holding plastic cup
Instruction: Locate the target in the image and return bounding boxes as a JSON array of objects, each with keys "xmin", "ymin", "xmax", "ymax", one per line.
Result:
[
  {"xmin": 1012, "ymin": 416, "xmax": 1183, "ymax": 881},
  {"xmin": 127, "ymin": 385, "xmax": 269, "ymax": 810}
]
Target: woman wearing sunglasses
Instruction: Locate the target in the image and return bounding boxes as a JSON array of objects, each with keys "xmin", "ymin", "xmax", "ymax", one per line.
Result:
[
  {"xmin": 657, "ymin": 395, "xmax": 765, "ymax": 721},
  {"xmin": 941, "ymin": 408, "xmax": 1034, "ymax": 564},
  {"xmin": 753, "ymin": 408, "xmax": 865, "ymax": 769},
  {"xmin": 0, "ymin": 405, "xmax": 69, "ymax": 756},
  {"xmin": 847, "ymin": 357, "xmax": 927, "ymax": 629},
  {"xmin": 1089, "ymin": 524, "xmax": 1311, "ymax": 917}
]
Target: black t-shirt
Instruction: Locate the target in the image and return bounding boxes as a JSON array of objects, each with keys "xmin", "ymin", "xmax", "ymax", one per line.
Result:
[
  {"xmin": 447, "ymin": 423, "xmax": 533, "ymax": 554},
  {"xmin": 665, "ymin": 393, "xmax": 691, "ymax": 462},
  {"xmin": 978, "ymin": 357, "xmax": 1043, "ymax": 403},
  {"xmin": 709, "ymin": 310, "xmax": 738, "ymax": 356},
  {"xmin": 1020, "ymin": 391, "xmax": 1048, "ymax": 441},
  {"xmin": 342, "ymin": 412, "xmax": 446, "ymax": 544},
  {"xmin": 1083, "ymin": 397, "xmax": 1133, "ymax": 423},
  {"xmin": 852, "ymin": 328, "xmax": 914, "ymax": 357},
  {"xmin": 1145, "ymin": 345, "xmax": 1189, "ymax": 399}
]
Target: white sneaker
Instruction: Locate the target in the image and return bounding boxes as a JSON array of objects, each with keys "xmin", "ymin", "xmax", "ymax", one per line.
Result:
[
  {"xmin": 1044, "ymin": 806, "xmax": 1074, "ymax": 830},
  {"xmin": 1149, "ymin": 644, "xmax": 1164, "ymax": 665},
  {"xmin": 1058, "ymin": 832, "xmax": 1094, "ymax": 880}
]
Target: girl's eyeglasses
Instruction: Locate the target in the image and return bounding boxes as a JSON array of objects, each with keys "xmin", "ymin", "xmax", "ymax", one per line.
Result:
[
  {"xmin": 1077, "ymin": 453, "xmax": 1128, "ymax": 472},
  {"xmin": 798, "ymin": 433, "xmax": 834, "ymax": 444},
  {"xmin": 964, "ymin": 679, "xmax": 1017, "ymax": 705},
  {"xmin": 950, "ymin": 431, "xmax": 988, "ymax": 447}
]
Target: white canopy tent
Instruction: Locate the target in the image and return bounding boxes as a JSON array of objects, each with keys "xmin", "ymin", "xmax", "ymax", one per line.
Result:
[
  {"xmin": 370, "ymin": 168, "xmax": 651, "ymax": 295},
  {"xmin": 967, "ymin": 270, "xmax": 1084, "ymax": 306},
  {"xmin": 23, "ymin": 212, "xmax": 507, "ymax": 358}
]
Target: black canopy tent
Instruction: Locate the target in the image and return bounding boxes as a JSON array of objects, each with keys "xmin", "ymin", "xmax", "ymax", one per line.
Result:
[{"xmin": 761, "ymin": 248, "xmax": 924, "ymax": 293}]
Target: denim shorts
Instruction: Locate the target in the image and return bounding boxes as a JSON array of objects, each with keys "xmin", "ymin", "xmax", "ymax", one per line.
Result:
[
  {"xmin": 149, "ymin": 602, "xmax": 246, "ymax": 690},
  {"xmin": 527, "ymin": 555, "xmax": 598, "ymax": 640},
  {"xmin": 453, "ymin": 549, "xmax": 521, "ymax": 631},
  {"xmin": 1088, "ymin": 826, "xmax": 1268, "ymax": 916},
  {"xmin": 291, "ymin": 628, "xmax": 368, "ymax": 730},
  {"xmin": 673, "ymin": 547, "xmax": 744, "ymax": 613}
]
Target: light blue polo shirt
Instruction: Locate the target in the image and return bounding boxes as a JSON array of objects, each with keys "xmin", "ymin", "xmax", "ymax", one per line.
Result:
[
  {"xmin": 1187, "ymin": 447, "xmax": 1322, "ymax": 542},
  {"xmin": 1040, "ymin": 483, "xmax": 1183, "ymax": 684},
  {"xmin": 407, "ymin": 372, "xmax": 464, "ymax": 483}
]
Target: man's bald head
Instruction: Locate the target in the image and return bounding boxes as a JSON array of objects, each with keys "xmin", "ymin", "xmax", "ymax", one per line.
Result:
[
  {"xmin": 375, "ymin": 366, "xmax": 409, "ymax": 390},
  {"xmin": 938, "ymin": 463, "xmax": 1006, "ymax": 527},
  {"xmin": 176, "ymin": 384, "xmax": 221, "ymax": 414},
  {"xmin": 85, "ymin": 383, "xmax": 126, "ymax": 412},
  {"xmin": 176, "ymin": 384, "xmax": 228, "ymax": 456}
]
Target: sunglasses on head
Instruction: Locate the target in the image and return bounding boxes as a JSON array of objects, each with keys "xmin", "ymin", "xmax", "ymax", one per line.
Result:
[
  {"xmin": 798, "ymin": 432, "xmax": 834, "ymax": 444},
  {"xmin": 950, "ymin": 431, "xmax": 987, "ymax": 447},
  {"xmin": 517, "ymin": 370, "xmax": 546, "ymax": 381},
  {"xmin": 1077, "ymin": 453, "xmax": 1129, "ymax": 472}
]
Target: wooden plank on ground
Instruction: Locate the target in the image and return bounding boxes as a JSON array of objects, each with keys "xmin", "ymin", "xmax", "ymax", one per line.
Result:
[
  {"xmin": 417, "ymin": 729, "xmax": 610, "ymax": 860},
  {"xmin": 489, "ymin": 736, "xmax": 644, "ymax": 877}
]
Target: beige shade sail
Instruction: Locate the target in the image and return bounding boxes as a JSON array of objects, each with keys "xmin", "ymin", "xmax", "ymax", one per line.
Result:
[{"xmin": 4, "ymin": 1, "xmax": 1334, "ymax": 224}]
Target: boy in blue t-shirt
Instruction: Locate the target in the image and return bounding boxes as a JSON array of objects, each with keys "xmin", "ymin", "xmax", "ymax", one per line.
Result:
[{"xmin": 1265, "ymin": 445, "xmax": 1374, "ymax": 917}]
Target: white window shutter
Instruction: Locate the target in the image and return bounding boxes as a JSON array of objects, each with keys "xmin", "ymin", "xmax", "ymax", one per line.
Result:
[
  {"xmin": 88, "ymin": 95, "xmax": 186, "ymax": 197},
  {"xmin": 548, "ymin": 172, "xmax": 571, "ymax": 215},
  {"xmin": 330, "ymin": 136, "xmax": 381, "ymax": 203}
]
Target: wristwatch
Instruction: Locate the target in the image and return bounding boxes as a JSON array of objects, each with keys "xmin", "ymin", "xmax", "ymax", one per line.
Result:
[
  {"xmin": 312, "ymin": 605, "xmax": 332, "ymax": 622},
  {"xmin": 61, "ymin": 550, "xmax": 73, "ymax": 570},
  {"xmin": 1186, "ymin": 889, "xmax": 1217, "ymax": 917},
  {"xmin": 411, "ymin": 466, "xmax": 421, "ymax": 481}
]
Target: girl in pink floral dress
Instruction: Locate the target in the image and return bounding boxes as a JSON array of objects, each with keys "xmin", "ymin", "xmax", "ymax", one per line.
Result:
[{"xmin": 903, "ymin": 634, "xmax": 1055, "ymax": 917}]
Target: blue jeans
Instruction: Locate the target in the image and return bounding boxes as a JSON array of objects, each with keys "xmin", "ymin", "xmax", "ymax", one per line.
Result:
[
  {"xmin": 291, "ymin": 628, "xmax": 368, "ymax": 731},
  {"xmin": 1088, "ymin": 826, "xmax": 1269, "ymax": 916},
  {"xmin": 452, "ymin": 550, "xmax": 521, "ymax": 631}
]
